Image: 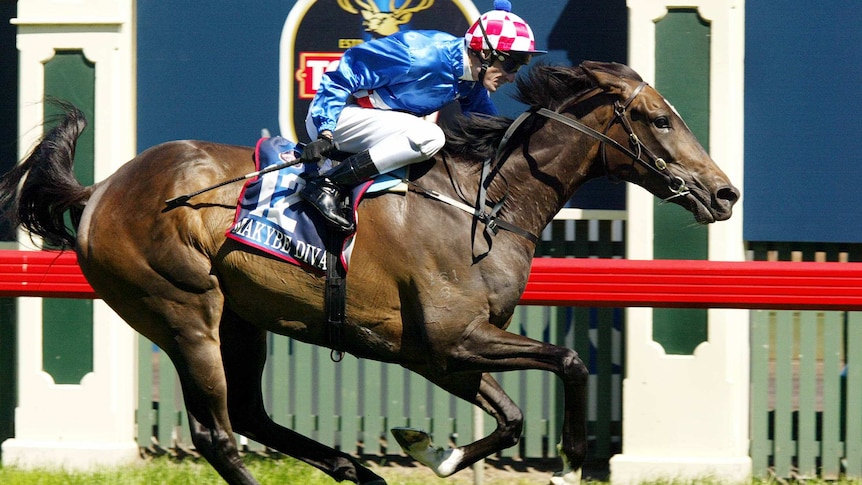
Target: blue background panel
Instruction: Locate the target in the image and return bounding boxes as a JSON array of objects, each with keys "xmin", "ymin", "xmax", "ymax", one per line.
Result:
[
  {"xmin": 136, "ymin": 1, "xmax": 627, "ymax": 210},
  {"xmin": 136, "ymin": 0, "xmax": 284, "ymax": 149},
  {"xmin": 745, "ymin": 1, "xmax": 862, "ymax": 243}
]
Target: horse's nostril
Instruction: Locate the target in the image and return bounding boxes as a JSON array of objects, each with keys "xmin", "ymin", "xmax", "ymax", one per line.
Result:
[{"xmin": 716, "ymin": 185, "xmax": 740, "ymax": 206}]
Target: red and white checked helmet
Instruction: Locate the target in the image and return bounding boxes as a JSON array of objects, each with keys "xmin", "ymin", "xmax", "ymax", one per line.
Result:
[{"xmin": 465, "ymin": 0, "xmax": 545, "ymax": 55}]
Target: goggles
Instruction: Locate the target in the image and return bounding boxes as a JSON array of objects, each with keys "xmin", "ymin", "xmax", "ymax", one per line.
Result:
[{"xmin": 496, "ymin": 52, "xmax": 529, "ymax": 74}]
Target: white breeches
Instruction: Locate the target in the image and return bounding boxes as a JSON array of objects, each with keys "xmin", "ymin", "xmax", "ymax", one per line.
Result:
[{"xmin": 306, "ymin": 105, "xmax": 445, "ymax": 174}]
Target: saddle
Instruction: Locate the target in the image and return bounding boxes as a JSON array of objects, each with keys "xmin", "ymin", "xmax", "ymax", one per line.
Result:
[{"xmin": 226, "ymin": 136, "xmax": 404, "ymax": 360}]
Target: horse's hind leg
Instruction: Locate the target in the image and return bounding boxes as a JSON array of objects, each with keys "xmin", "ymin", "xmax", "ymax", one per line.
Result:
[
  {"xmin": 219, "ymin": 310, "xmax": 386, "ymax": 485},
  {"xmin": 144, "ymin": 338, "xmax": 255, "ymax": 484},
  {"xmin": 111, "ymin": 289, "xmax": 258, "ymax": 484},
  {"xmin": 163, "ymin": 332, "xmax": 260, "ymax": 485}
]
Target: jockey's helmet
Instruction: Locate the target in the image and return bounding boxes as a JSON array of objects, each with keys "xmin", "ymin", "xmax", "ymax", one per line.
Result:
[{"xmin": 464, "ymin": 0, "xmax": 546, "ymax": 57}]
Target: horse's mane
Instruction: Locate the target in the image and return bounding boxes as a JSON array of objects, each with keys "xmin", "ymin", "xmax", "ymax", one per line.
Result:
[{"xmin": 442, "ymin": 61, "xmax": 642, "ymax": 162}]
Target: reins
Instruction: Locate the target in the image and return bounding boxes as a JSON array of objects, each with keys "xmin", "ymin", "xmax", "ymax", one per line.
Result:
[{"xmin": 410, "ymin": 80, "xmax": 692, "ymax": 257}]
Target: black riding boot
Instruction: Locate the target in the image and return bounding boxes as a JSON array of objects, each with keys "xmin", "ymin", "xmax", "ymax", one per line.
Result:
[{"xmin": 300, "ymin": 150, "xmax": 379, "ymax": 232}]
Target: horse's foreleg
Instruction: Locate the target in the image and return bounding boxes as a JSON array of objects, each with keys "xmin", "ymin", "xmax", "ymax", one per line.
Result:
[
  {"xmin": 219, "ymin": 312, "xmax": 386, "ymax": 485},
  {"xmin": 431, "ymin": 324, "xmax": 588, "ymax": 483},
  {"xmin": 392, "ymin": 372, "xmax": 523, "ymax": 476}
]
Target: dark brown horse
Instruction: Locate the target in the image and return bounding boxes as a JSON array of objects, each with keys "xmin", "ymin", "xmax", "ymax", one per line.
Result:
[{"xmin": 0, "ymin": 62, "xmax": 738, "ymax": 484}]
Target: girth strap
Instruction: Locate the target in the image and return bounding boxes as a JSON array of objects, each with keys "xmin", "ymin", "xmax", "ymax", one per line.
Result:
[{"xmin": 325, "ymin": 232, "xmax": 346, "ymax": 362}]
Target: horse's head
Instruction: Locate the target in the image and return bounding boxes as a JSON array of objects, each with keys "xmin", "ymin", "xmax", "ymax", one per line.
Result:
[{"xmin": 581, "ymin": 62, "xmax": 739, "ymax": 223}]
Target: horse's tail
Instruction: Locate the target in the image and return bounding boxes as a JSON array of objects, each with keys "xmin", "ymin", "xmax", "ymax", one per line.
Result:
[{"xmin": 0, "ymin": 100, "xmax": 93, "ymax": 249}]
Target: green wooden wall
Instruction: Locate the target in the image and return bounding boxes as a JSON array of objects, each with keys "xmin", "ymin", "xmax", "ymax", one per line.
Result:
[
  {"xmin": 652, "ymin": 8, "xmax": 710, "ymax": 355},
  {"xmin": 41, "ymin": 50, "xmax": 95, "ymax": 385}
]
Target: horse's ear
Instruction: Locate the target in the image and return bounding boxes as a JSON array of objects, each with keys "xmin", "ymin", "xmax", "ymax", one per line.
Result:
[{"xmin": 581, "ymin": 61, "xmax": 629, "ymax": 96}]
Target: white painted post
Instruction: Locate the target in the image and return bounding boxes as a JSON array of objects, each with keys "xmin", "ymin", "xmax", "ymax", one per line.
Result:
[
  {"xmin": 1, "ymin": 0, "xmax": 138, "ymax": 470},
  {"xmin": 2, "ymin": 299, "xmax": 139, "ymax": 469},
  {"xmin": 610, "ymin": 1, "xmax": 750, "ymax": 484}
]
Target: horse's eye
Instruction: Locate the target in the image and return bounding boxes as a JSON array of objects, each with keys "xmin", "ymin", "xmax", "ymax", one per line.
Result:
[{"xmin": 653, "ymin": 116, "xmax": 671, "ymax": 130}]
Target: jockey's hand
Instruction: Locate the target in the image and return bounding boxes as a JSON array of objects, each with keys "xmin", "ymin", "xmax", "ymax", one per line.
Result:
[{"xmin": 300, "ymin": 133, "xmax": 334, "ymax": 163}]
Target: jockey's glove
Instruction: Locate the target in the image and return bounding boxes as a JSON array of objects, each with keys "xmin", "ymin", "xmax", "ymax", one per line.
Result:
[{"xmin": 300, "ymin": 133, "xmax": 334, "ymax": 164}]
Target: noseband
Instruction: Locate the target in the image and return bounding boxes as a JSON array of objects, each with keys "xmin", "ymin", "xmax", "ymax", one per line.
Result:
[{"xmin": 497, "ymin": 82, "xmax": 691, "ymax": 200}]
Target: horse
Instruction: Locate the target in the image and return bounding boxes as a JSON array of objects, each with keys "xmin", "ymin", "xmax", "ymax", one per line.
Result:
[{"xmin": 0, "ymin": 61, "xmax": 739, "ymax": 484}]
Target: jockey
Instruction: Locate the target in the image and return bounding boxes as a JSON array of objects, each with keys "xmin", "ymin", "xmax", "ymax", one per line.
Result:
[{"xmin": 300, "ymin": 0, "xmax": 545, "ymax": 231}]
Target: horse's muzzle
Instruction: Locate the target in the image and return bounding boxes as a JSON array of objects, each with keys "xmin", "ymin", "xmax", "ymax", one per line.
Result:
[{"xmin": 711, "ymin": 184, "xmax": 741, "ymax": 222}]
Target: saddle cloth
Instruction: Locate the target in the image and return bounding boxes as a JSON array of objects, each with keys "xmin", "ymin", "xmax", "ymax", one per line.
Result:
[{"xmin": 225, "ymin": 136, "xmax": 403, "ymax": 273}]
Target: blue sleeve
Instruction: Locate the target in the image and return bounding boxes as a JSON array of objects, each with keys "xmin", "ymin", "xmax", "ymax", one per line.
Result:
[{"xmin": 308, "ymin": 38, "xmax": 414, "ymax": 133}]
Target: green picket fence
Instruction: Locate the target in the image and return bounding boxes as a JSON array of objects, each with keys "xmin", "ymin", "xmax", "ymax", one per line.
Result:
[
  {"xmin": 749, "ymin": 242, "xmax": 862, "ymax": 479},
  {"xmin": 750, "ymin": 310, "xmax": 862, "ymax": 479},
  {"xmin": 136, "ymin": 305, "xmax": 622, "ymax": 461},
  {"xmin": 136, "ymin": 213, "xmax": 626, "ymax": 463}
]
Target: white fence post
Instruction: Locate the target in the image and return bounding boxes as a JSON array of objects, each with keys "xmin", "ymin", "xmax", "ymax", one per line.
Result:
[
  {"xmin": 610, "ymin": 1, "xmax": 749, "ymax": 484},
  {"xmin": 1, "ymin": 0, "xmax": 138, "ymax": 470}
]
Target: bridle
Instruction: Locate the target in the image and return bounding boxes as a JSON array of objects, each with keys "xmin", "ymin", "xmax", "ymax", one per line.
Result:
[
  {"xmin": 409, "ymin": 80, "xmax": 693, "ymax": 257},
  {"xmin": 600, "ymin": 83, "xmax": 690, "ymax": 199},
  {"xmin": 498, "ymin": 81, "xmax": 691, "ymax": 200}
]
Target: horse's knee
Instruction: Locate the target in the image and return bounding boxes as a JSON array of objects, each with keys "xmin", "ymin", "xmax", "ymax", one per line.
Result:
[
  {"xmin": 507, "ymin": 404, "xmax": 524, "ymax": 432},
  {"xmin": 494, "ymin": 403, "xmax": 524, "ymax": 449},
  {"xmin": 561, "ymin": 349, "xmax": 589, "ymax": 386},
  {"xmin": 501, "ymin": 417, "xmax": 524, "ymax": 449}
]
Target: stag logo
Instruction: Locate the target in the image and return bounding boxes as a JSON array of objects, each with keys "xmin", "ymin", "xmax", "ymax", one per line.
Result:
[
  {"xmin": 282, "ymin": 0, "xmax": 476, "ymax": 140},
  {"xmin": 337, "ymin": 0, "xmax": 435, "ymax": 37}
]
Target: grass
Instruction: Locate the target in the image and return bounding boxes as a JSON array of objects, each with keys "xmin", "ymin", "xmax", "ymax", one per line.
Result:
[
  {"xmin": 0, "ymin": 455, "xmax": 587, "ymax": 484},
  {"xmin": 5, "ymin": 456, "xmax": 862, "ymax": 485},
  {"xmin": 0, "ymin": 456, "xmax": 332, "ymax": 485},
  {"xmin": 0, "ymin": 453, "xmax": 560, "ymax": 485}
]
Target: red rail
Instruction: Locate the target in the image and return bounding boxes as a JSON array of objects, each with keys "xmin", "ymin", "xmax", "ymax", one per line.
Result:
[
  {"xmin": 2, "ymin": 250, "xmax": 862, "ymax": 311},
  {"xmin": 526, "ymin": 258, "xmax": 862, "ymax": 311},
  {"xmin": 0, "ymin": 250, "xmax": 96, "ymax": 299}
]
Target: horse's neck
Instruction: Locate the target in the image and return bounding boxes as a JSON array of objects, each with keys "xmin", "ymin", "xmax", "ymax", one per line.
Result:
[
  {"xmin": 427, "ymin": 108, "xmax": 606, "ymax": 245},
  {"xmin": 489, "ymin": 120, "xmax": 603, "ymax": 237}
]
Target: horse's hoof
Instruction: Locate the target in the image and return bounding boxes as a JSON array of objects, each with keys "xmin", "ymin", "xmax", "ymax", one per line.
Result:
[
  {"xmin": 549, "ymin": 468, "xmax": 582, "ymax": 485},
  {"xmin": 391, "ymin": 427, "xmax": 431, "ymax": 450},
  {"xmin": 389, "ymin": 427, "xmax": 464, "ymax": 477}
]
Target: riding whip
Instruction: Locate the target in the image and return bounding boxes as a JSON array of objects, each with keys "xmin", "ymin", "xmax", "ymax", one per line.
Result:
[{"xmin": 164, "ymin": 147, "xmax": 304, "ymax": 209}]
